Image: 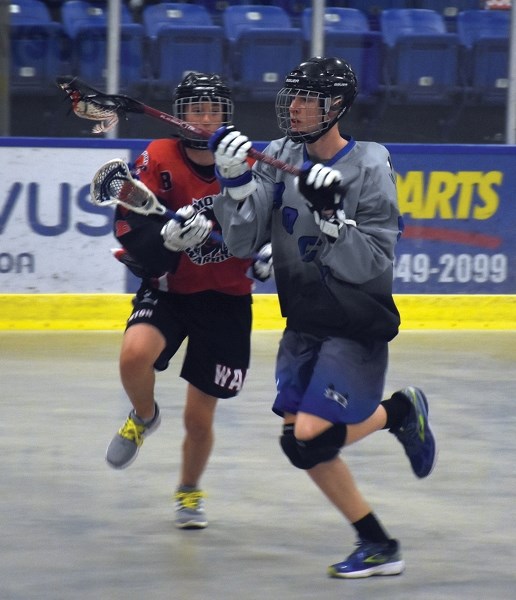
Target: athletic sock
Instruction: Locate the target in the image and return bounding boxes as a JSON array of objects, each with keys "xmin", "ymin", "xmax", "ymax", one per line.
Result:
[
  {"xmin": 139, "ymin": 403, "xmax": 156, "ymax": 425},
  {"xmin": 381, "ymin": 392, "xmax": 411, "ymax": 431},
  {"xmin": 352, "ymin": 512, "xmax": 391, "ymax": 544},
  {"xmin": 177, "ymin": 484, "xmax": 198, "ymax": 492}
]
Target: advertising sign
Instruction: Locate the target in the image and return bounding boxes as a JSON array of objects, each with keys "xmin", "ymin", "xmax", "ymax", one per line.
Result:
[
  {"xmin": 1, "ymin": 139, "xmax": 515, "ymax": 294},
  {"xmin": 0, "ymin": 141, "xmax": 136, "ymax": 292},
  {"xmin": 391, "ymin": 145, "xmax": 515, "ymax": 294}
]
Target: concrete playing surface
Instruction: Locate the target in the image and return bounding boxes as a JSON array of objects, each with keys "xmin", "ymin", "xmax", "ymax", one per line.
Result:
[{"xmin": 1, "ymin": 330, "xmax": 515, "ymax": 600}]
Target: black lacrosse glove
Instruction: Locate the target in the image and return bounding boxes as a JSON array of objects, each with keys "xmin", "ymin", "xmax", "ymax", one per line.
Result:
[{"xmin": 296, "ymin": 161, "xmax": 343, "ymax": 216}]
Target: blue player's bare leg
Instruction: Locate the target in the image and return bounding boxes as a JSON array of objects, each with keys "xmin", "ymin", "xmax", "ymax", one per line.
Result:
[
  {"xmin": 291, "ymin": 407, "xmax": 387, "ymax": 448},
  {"xmin": 290, "ymin": 410, "xmax": 386, "ymax": 522}
]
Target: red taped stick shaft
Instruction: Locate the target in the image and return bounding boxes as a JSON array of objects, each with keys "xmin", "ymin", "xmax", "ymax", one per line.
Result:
[{"xmin": 139, "ymin": 104, "xmax": 302, "ymax": 177}]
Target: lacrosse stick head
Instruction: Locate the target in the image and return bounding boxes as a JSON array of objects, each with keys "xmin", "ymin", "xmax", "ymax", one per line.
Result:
[
  {"xmin": 56, "ymin": 77, "xmax": 144, "ymax": 133},
  {"xmin": 90, "ymin": 159, "xmax": 166, "ymax": 216}
]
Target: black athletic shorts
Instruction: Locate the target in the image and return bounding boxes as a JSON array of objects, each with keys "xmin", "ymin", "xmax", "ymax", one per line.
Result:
[{"xmin": 126, "ymin": 287, "xmax": 252, "ymax": 399}]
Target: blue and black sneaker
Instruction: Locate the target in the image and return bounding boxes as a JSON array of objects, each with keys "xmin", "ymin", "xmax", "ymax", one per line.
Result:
[
  {"xmin": 328, "ymin": 539, "xmax": 405, "ymax": 579},
  {"xmin": 390, "ymin": 386, "xmax": 437, "ymax": 478}
]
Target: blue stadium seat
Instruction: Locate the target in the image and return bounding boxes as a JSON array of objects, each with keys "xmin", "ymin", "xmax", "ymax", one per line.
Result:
[
  {"xmin": 380, "ymin": 9, "xmax": 461, "ymax": 104},
  {"xmin": 143, "ymin": 2, "xmax": 216, "ymax": 36},
  {"xmin": 345, "ymin": 1, "xmax": 413, "ymax": 30},
  {"xmin": 457, "ymin": 9, "xmax": 510, "ymax": 105},
  {"xmin": 222, "ymin": 5, "xmax": 304, "ymax": 100},
  {"xmin": 142, "ymin": 3, "xmax": 225, "ymax": 96},
  {"xmin": 9, "ymin": 0, "xmax": 64, "ymax": 94},
  {"xmin": 415, "ymin": 1, "xmax": 483, "ymax": 31},
  {"xmin": 194, "ymin": 0, "xmax": 238, "ymax": 26},
  {"xmin": 60, "ymin": 0, "xmax": 145, "ymax": 92},
  {"xmin": 197, "ymin": 0, "xmax": 311, "ymax": 25},
  {"xmin": 275, "ymin": 0, "xmax": 312, "ymax": 25},
  {"xmin": 301, "ymin": 7, "xmax": 383, "ymax": 103}
]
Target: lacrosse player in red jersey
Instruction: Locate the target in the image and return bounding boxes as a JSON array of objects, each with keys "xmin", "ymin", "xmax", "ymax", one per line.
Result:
[{"xmin": 104, "ymin": 72, "xmax": 272, "ymax": 529}]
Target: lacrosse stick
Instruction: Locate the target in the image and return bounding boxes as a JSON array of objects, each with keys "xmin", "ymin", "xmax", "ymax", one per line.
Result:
[
  {"xmin": 57, "ymin": 76, "xmax": 304, "ymax": 178},
  {"xmin": 91, "ymin": 158, "xmax": 224, "ymax": 244}
]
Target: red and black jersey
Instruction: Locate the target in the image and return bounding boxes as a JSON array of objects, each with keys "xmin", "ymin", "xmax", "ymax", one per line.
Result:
[{"xmin": 114, "ymin": 138, "xmax": 253, "ymax": 296}]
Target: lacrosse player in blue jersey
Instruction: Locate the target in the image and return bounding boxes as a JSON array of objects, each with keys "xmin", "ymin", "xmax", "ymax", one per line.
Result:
[{"xmin": 209, "ymin": 57, "xmax": 437, "ymax": 579}]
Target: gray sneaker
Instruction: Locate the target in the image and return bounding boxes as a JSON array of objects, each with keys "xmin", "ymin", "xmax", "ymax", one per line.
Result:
[
  {"xmin": 174, "ymin": 487, "xmax": 207, "ymax": 529},
  {"xmin": 105, "ymin": 403, "xmax": 161, "ymax": 469}
]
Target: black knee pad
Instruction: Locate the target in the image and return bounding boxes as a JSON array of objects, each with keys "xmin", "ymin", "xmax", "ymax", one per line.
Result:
[
  {"xmin": 297, "ymin": 423, "xmax": 347, "ymax": 469},
  {"xmin": 280, "ymin": 423, "xmax": 347, "ymax": 470},
  {"xmin": 280, "ymin": 424, "xmax": 307, "ymax": 469}
]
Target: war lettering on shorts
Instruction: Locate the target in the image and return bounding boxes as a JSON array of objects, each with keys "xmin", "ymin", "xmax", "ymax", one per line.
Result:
[{"xmin": 214, "ymin": 364, "xmax": 244, "ymax": 391}]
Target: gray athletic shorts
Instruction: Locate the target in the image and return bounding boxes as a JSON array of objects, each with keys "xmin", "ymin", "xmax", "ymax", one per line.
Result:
[
  {"xmin": 127, "ymin": 287, "xmax": 252, "ymax": 399},
  {"xmin": 272, "ymin": 329, "xmax": 388, "ymax": 424}
]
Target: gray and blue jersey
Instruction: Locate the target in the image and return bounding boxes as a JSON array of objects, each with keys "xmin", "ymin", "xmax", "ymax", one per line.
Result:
[{"xmin": 214, "ymin": 136, "xmax": 402, "ymax": 343}]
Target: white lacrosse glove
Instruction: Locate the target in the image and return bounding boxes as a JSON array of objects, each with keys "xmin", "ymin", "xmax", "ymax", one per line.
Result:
[
  {"xmin": 209, "ymin": 126, "xmax": 257, "ymax": 201},
  {"xmin": 161, "ymin": 205, "xmax": 212, "ymax": 252},
  {"xmin": 251, "ymin": 242, "xmax": 273, "ymax": 282},
  {"xmin": 313, "ymin": 209, "xmax": 352, "ymax": 240}
]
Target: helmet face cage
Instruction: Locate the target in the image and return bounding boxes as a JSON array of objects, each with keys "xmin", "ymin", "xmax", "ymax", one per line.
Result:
[
  {"xmin": 173, "ymin": 73, "xmax": 234, "ymax": 149},
  {"xmin": 276, "ymin": 88, "xmax": 343, "ymax": 144},
  {"xmin": 275, "ymin": 57, "xmax": 357, "ymax": 144}
]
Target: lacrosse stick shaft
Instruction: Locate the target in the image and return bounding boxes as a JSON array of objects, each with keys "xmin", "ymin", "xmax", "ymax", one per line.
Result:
[{"xmin": 137, "ymin": 104, "xmax": 301, "ymax": 177}]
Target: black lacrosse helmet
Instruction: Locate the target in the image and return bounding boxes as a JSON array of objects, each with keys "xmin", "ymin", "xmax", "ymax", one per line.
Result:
[
  {"xmin": 276, "ymin": 57, "xmax": 358, "ymax": 143},
  {"xmin": 173, "ymin": 72, "xmax": 234, "ymax": 149}
]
